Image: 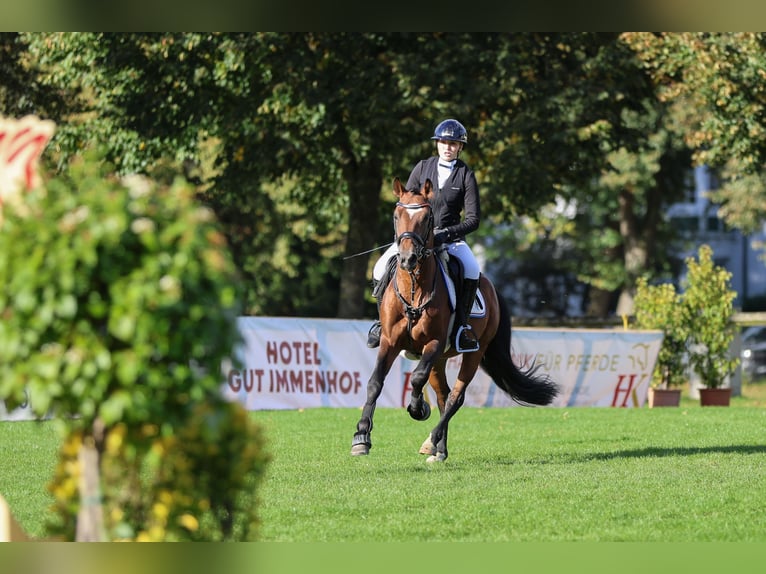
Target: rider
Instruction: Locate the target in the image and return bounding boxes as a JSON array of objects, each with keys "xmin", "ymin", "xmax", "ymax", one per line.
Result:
[{"xmin": 367, "ymin": 118, "xmax": 482, "ymax": 353}]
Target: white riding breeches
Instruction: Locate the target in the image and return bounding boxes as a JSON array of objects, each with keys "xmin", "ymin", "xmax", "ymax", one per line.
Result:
[{"xmin": 372, "ymin": 239, "xmax": 480, "ymax": 282}]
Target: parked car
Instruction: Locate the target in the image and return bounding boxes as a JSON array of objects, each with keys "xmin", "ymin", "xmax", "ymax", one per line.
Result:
[{"xmin": 741, "ymin": 327, "xmax": 766, "ymax": 382}]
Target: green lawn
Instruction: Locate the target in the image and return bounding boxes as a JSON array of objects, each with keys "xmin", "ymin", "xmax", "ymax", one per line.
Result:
[{"xmin": 3, "ymin": 383, "xmax": 766, "ymax": 542}]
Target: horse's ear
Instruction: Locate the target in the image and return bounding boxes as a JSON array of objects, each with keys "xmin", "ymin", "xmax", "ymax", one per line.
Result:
[
  {"xmin": 393, "ymin": 177, "xmax": 404, "ymax": 198},
  {"xmin": 423, "ymin": 179, "xmax": 434, "ymax": 201}
]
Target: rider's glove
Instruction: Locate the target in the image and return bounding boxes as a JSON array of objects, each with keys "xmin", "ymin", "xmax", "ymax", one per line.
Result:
[{"xmin": 433, "ymin": 229, "xmax": 450, "ymax": 246}]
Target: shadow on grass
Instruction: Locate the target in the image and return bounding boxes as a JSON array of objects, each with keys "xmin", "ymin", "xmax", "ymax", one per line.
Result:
[
  {"xmin": 502, "ymin": 443, "xmax": 766, "ymax": 466},
  {"xmin": 576, "ymin": 443, "xmax": 766, "ymax": 461},
  {"xmin": 352, "ymin": 443, "xmax": 766, "ymax": 472}
]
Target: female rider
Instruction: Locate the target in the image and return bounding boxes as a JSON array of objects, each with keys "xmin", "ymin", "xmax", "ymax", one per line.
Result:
[{"xmin": 367, "ymin": 118, "xmax": 481, "ymax": 353}]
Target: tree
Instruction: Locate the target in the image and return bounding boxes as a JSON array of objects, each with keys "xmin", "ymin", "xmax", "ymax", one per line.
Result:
[
  {"xmin": 559, "ymin": 99, "xmax": 691, "ymax": 316},
  {"xmin": 0, "ymin": 33, "xmax": 68, "ymax": 119},
  {"xmin": 14, "ymin": 32, "xmax": 757, "ymax": 320},
  {"xmin": 624, "ymin": 32, "xmax": 766, "ymax": 235},
  {"xmin": 19, "ymin": 33, "xmax": 456, "ymax": 318},
  {"xmin": 475, "ymin": 33, "xmax": 692, "ymax": 316}
]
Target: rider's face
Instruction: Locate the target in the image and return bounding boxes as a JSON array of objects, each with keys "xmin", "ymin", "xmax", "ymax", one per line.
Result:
[{"xmin": 436, "ymin": 139, "xmax": 462, "ymax": 162}]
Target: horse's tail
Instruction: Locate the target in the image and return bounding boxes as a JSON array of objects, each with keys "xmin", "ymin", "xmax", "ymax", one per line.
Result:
[{"xmin": 480, "ymin": 287, "xmax": 559, "ymax": 406}]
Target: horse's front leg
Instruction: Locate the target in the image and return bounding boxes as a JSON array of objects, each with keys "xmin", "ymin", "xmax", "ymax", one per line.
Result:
[
  {"xmin": 351, "ymin": 345, "xmax": 399, "ymax": 456},
  {"xmin": 406, "ymin": 340, "xmax": 443, "ymax": 422}
]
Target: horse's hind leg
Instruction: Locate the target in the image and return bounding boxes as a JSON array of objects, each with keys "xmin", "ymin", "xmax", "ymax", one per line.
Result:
[
  {"xmin": 424, "ymin": 354, "xmax": 481, "ymax": 462},
  {"xmin": 420, "ymin": 360, "xmax": 449, "ymax": 458},
  {"xmin": 424, "ymin": 387, "xmax": 466, "ymax": 462}
]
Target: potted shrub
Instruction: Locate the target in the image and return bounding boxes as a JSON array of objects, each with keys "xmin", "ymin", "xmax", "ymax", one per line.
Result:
[
  {"xmin": 681, "ymin": 244, "xmax": 739, "ymax": 406},
  {"xmin": 633, "ymin": 277, "xmax": 687, "ymax": 407}
]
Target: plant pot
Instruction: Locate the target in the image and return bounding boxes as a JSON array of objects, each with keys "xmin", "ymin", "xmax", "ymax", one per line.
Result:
[
  {"xmin": 699, "ymin": 387, "xmax": 731, "ymax": 407},
  {"xmin": 648, "ymin": 388, "xmax": 682, "ymax": 408}
]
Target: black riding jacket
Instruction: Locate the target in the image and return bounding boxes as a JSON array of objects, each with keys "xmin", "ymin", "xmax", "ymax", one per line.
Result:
[{"xmin": 405, "ymin": 156, "xmax": 480, "ymax": 242}]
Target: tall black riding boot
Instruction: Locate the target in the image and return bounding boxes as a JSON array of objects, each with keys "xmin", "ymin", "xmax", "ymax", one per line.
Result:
[
  {"xmin": 366, "ymin": 279, "xmax": 383, "ymax": 348},
  {"xmin": 456, "ymin": 278, "xmax": 480, "ymax": 353}
]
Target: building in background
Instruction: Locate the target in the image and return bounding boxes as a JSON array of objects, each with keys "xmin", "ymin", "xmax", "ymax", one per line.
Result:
[{"xmin": 668, "ymin": 166, "xmax": 766, "ymax": 312}]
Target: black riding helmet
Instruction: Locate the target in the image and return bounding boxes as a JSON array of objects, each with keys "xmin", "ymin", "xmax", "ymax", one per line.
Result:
[{"xmin": 431, "ymin": 119, "xmax": 468, "ymax": 144}]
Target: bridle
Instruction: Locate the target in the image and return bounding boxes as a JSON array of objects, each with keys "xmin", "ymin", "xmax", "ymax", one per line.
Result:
[
  {"xmin": 393, "ymin": 200, "xmax": 437, "ymax": 326},
  {"xmin": 394, "ymin": 201, "xmax": 434, "ymax": 262}
]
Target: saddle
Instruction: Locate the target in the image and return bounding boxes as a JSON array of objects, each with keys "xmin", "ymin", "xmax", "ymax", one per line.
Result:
[
  {"xmin": 379, "ymin": 251, "xmax": 486, "ymax": 356},
  {"xmin": 437, "ymin": 250, "xmax": 486, "ymax": 320}
]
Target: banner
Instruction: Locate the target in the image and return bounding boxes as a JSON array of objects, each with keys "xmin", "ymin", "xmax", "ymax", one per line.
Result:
[
  {"xmin": 1, "ymin": 317, "xmax": 663, "ymax": 420},
  {"xmin": 0, "ymin": 390, "xmax": 35, "ymax": 421},
  {"xmin": 0, "ymin": 114, "xmax": 56, "ymax": 225},
  {"xmin": 223, "ymin": 317, "xmax": 663, "ymax": 410}
]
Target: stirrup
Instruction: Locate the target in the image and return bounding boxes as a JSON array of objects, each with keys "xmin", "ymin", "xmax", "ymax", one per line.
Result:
[
  {"xmin": 456, "ymin": 325, "xmax": 479, "ymax": 353},
  {"xmin": 367, "ymin": 321, "xmax": 381, "ymax": 348}
]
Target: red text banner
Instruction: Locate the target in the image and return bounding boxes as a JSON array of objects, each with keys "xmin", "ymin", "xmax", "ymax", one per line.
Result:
[
  {"xmin": 222, "ymin": 317, "xmax": 663, "ymax": 410},
  {"xmin": 2, "ymin": 318, "xmax": 663, "ymax": 420}
]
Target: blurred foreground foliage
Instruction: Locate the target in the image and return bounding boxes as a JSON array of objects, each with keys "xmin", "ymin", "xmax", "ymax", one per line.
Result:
[{"xmin": 0, "ymin": 151, "xmax": 269, "ymax": 540}]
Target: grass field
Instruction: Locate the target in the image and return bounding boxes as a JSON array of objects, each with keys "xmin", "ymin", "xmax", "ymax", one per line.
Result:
[{"xmin": 2, "ymin": 383, "xmax": 766, "ymax": 542}]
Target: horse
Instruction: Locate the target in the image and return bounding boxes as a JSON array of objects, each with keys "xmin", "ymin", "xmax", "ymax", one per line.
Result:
[{"xmin": 351, "ymin": 177, "xmax": 559, "ymax": 462}]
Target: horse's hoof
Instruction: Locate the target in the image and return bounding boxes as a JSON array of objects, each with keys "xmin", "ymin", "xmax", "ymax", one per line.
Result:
[
  {"xmin": 351, "ymin": 433, "xmax": 371, "ymax": 456},
  {"xmin": 351, "ymin": 444, "xmax": 370, "ymax": 456},
  {"xmin": 426, "ymin": 453, "xmax": 447, "ymax": 463},
  {"xmin": 419, "ymin": 436, "xmax": 436, "ymax": 455},
  {"xmin": 407, "ymin": 400, "xmax": 431, "ymax": 422}
]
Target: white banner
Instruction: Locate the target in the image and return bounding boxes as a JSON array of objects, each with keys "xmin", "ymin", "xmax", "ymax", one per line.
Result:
[
  {"xmin": 223, "ymin": 317, "xmax": 663, "ymax": 410},
  {"xmin": 0, "ymin": 390, "xmax": 34, "ymax": 421},
  {"xmin": 1, "ymin": 317, "xmax": 663, "ymax": 420}
]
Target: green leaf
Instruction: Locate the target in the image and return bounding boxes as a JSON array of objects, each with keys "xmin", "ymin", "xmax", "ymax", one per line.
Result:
[
  {"xmin": 56, "ymin": 294, "xmax": 78, "ymax": 319},
  {"xmin": 115, "ymin": 350, "xmax": 139, "ymax": 385},
  {"xmin": 109, "ymin": 313, "xmax": 136, "ymax": 341},
  {"xmin": 99, "ymin": 390, "xmax": 133, "ymax": 425}
]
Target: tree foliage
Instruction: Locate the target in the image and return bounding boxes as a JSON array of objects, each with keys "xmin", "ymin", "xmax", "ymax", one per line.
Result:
[
  {"xmin": 475, "ymin": 33, "xmax": 692, "ymax": 315},
  {"xmin": 624, "ymin": 32, "xmax": 766, "ymax": 235},
  {"xmin": 19, "ymin": 33, "xmax": 437, "ymax": 317},
  {"xmin": 7, "ymin": 32, "xmax": 765, "ymax": 319},
  {"xmin": 0, "ymin": 33, "xmax": 68, "ymax": 120}
]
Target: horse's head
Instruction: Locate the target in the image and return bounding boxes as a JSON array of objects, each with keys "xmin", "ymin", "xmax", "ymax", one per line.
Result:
[{"xmin": 392, "ymin": 177, "xmax": 435, "ymax": 273}]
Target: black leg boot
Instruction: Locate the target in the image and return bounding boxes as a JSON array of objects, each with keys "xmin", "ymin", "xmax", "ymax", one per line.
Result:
[
  {"xmin": 366, "ymin": 279, "xmax": 383, "ymax": 348},
  {"xmin": 456, "ymin": 278, "xmax": 480, "ymax": 353}
]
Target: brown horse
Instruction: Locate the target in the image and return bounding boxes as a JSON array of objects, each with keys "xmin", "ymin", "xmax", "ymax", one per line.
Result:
[{"xmin": 351, "ymin": 178, "xmax": 559, "ymax": 462}]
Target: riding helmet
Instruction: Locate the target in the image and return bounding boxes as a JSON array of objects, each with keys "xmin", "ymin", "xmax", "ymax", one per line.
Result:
[{"xmin": 431, "ymin": 119, "xmax": 468, "ymax": 144}]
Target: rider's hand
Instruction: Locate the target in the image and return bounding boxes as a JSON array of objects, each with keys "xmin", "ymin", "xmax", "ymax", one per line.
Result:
[{"xmin": 433, "ymin": 229, "xmax": 450, "ymax": 245}]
